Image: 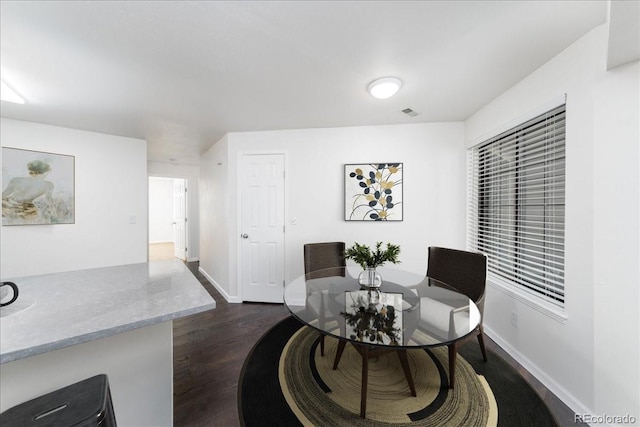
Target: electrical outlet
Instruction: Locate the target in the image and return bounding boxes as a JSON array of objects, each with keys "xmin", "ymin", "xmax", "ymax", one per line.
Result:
[{"xmin": 510, "ymin": 312, "xmax": 518, "ymax": 328}]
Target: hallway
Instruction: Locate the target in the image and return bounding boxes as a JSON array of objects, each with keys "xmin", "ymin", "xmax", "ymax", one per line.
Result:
[{"xmin": 149, "ymin": 242, "xmax": 176, "ymax": 262}]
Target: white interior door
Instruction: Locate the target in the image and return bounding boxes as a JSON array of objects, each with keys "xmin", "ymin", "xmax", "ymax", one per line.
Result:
[
  {"xmin": 240, "ymin": 154, "xmax": 285, "ymax": 303},
  {"xmin": 173, "ymin": 179, "xmax": 187, "ymax": 260}
]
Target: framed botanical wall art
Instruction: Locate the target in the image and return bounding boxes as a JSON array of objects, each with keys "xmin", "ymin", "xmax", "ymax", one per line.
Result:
[
  {"xmin": 2, "ymin": 147, "xmax": 75, "ymax": 225},
  {"xmin": 345, "ymin": 163, "xmax": 403, "ymax": 221}
]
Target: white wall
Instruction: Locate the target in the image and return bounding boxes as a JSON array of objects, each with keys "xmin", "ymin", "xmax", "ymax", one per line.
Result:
[
  {"xmin": 148, "ymin": 161, "xmax": 200, "ymax": 261},
  {"xmin": 465, "ymin": 24, "xmax": 639, "ymax": 419},
  {"xmin": 592, "ymin": 58, "xmax": 639, "ymax": 420},
  {"xmin": 1, "ymin": 119, "xmax": 148, "ymax": 278},
  {"xmin": 200, "ymin": 123, "xmax": 466, "ymax": 302},
  {"xmin": 199, "ymin": 135, "xmax": 230, "ymax": 298},
  {"xmin": 148, "ymin": 177, "xmax": 174, "ymax": 243}
]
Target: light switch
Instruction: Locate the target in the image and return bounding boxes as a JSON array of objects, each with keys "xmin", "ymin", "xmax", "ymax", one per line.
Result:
[{"xmin": 129, "ymin": 216, "xmax": 137, "ymax": 224}]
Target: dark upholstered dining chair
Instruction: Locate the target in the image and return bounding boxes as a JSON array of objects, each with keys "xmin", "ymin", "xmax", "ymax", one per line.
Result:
[
  {"xmin": 427, "ymin": 246, "xmax": 488, "ymax": 386},
  {"xmin": 303, "ymin": 242, "xmax": 346, "ymax": 356}
]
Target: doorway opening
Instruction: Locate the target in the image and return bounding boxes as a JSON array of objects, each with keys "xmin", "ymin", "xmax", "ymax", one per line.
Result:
[{"xmin": 148, "ymin": 176, "xmax": 188, "ymax": 261}]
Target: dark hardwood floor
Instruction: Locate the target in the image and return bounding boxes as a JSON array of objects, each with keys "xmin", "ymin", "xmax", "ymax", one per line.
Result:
[
  {"xmin": 173, "ymin": 262, "xmax": 289, "ymax": 427},
  {"xmin": 174, "ymin": 262, "xmax": 583, "ymax": 427}
]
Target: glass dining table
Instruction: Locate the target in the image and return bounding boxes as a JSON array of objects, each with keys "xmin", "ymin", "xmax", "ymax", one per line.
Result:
[{"xmin": 283, "ymin": 267, "xmax": 481, "ymax": 419}]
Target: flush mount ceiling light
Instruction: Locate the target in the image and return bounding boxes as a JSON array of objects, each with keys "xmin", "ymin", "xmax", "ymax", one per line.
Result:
[
  {"xmin": 367, "ymin": 77, "xmax": 402, "ymax": 99},
  {"xmin": 1, "ymin": 80, "xmax": 26, "ymax": 104}
]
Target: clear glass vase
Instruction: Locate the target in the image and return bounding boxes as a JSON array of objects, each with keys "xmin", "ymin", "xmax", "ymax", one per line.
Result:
[{"xmin": 358, "ymin": 267, "xmax": 382, "ymax": 289}]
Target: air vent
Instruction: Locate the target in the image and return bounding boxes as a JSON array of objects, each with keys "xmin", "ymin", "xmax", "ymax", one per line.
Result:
[{"xmin": 401, "ymin": 108, "xmax": 419, "ymax": 117}]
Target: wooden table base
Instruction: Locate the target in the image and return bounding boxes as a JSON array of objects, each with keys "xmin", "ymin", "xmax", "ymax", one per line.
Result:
[{"xmin": 333, "ymin": 340, "xmax": 417, "ymax": 418}]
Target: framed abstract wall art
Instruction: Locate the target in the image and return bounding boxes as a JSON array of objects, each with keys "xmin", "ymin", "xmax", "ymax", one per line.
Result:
[
  {"xmin": 2, "ymin": 147, "xmax": 75, "ymax": 226},
  {"xmin": 345, "ymin": 163, "xmax": 403, "ymax": 221}
]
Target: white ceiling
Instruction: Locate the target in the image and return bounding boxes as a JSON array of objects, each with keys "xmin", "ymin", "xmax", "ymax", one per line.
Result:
[{"xmin": 1, "ymin": 1, "xmax": 610, "ymax": 165}]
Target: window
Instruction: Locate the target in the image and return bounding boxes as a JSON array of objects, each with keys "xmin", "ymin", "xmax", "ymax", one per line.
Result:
[{"xmin": 468, "ymin": 104, "xmax": 566, "ymax": 307}]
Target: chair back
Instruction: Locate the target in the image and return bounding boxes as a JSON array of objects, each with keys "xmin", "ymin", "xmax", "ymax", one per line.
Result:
[
  {"xmin": 427, "ymin": 247, "xmax": 486, "ymax": 303},
  {"xmin": 304, "ymin": 242, "xmax": 346, "ymax": 279}
]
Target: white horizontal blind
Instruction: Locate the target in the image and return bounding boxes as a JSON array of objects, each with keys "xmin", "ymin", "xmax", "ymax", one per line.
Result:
[{"xmin": 468, "ymin": 105, "xmax": 566, "ymax": 306}]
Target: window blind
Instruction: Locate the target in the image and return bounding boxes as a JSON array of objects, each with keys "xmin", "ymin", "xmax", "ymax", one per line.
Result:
[{"xmin": 468, "ymin": 104, "xmax": 566, "ymax": 306}]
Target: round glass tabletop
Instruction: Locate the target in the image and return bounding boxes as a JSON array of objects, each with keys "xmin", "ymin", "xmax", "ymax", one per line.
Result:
[{"xmin": 284, "ymin": 267, "xmax": 481, "ymax": 349}]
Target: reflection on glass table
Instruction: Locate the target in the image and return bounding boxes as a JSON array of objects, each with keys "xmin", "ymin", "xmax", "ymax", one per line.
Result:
[{"xmin": 342, "ymin": 290, "xmax": 403, "ymax": 345}]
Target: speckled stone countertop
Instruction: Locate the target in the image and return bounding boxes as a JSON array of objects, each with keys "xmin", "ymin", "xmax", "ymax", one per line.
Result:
[{"xmin": 0, "ymin": 260, "xmax": 216, "ymax": 364}]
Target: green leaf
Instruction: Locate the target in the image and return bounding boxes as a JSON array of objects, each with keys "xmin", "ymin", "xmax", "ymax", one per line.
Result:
[{"xmin": 344, "ymin": 241, "xmax": 401, "ymax": 269}]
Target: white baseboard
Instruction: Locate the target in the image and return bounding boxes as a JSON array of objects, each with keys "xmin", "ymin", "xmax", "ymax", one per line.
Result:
[
  {"xmin": 198, "ymin": 267, "xmax": 243, "ymax": 303},
  {"xmin": 187, "ymin": 257, "xmax": 199, "ymax": 262},
  {"xmin": 483, "ymin": 325, "xmax": 593, "ymax": 417}
]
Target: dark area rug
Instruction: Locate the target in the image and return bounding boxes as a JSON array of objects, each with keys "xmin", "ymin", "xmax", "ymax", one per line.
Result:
[{"xmin": 238, "ymin": 316, "xmax": 558, "ymax": 426}]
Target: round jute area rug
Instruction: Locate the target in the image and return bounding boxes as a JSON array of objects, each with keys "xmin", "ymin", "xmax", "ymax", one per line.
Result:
[
  {"xmin": 239, "ymin": 316, "xmax": 559, "ymax": 427},
  {"xmin": 279, "ymin": 326, "xmax": 498, "ymax": 426}
]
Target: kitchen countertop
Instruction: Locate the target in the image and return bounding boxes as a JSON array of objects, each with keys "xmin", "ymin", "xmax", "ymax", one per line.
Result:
[{"xmin": 0, "ymin": 260, "xmax": 216, "ymax": 364}]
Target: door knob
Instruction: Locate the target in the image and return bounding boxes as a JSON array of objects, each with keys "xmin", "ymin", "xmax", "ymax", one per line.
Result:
[{"xmin": 241, "ymin": 233, "xmax": 249, "ymax": 239}]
